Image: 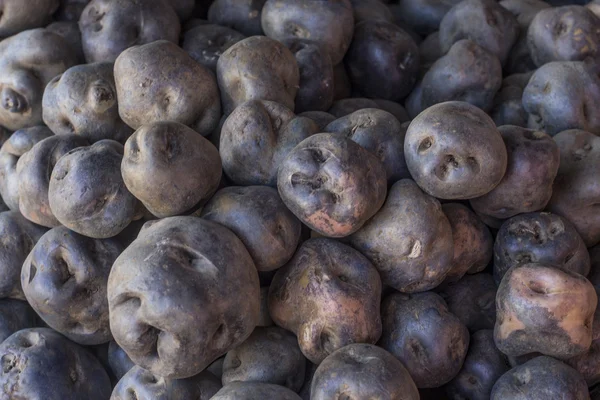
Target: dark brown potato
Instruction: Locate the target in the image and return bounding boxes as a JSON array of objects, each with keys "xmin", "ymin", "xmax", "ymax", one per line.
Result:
[
  {"xmin": 212, "ymin": 382, "xmax": 302, "ymax": 400},
  {"xmin": 328, "ymin": 98, "xmax": 378, "ymax": 118},
  {"xmin": 0, "ymin": 211, "xmax": 48, "ymax": 300},
  {"xmin": 0, "ymin": 299, "xmax": 38, "ymax": 343},
  {"xmin": 48, "ymin": 140, "xmax": 138, "ymax": 238},
  {"xmin": 297, "ymin": 111, "xmax": 336, "ymax": 131},
  {"xmin": 345, "ymin": 20, "xmax": 419, "ymax": 101},
  {"xmin": 222, "ymin": 326, "xmax": 306, "ymax": 391},
  {"xmin": 111, "ymin": 366, "xmax": 222, "ymax": 400},
  {"xmin": 121, "ymin": 121, "xmax": 222, "ymax": 218},
  {"xmin": 0, "ymin": 0, "xmax": 59, "ymax": 38},
  {"xmin": 201, "ymin": 186, "xmax": 301, "ymax": 272},
  {"xmin": 0, "ymin": 126, "xmax": 53, "ymax": 211},
  {"xmin": 0, "ymin": 29, "xmax": 78, "ymax": 131},
  {"xmin": 325, "ymin": 108, "xmax": 410, "ymax": 183},
  {"xmin": 441, "ymin": 203, "xmax": 493, "ymax": 283},
  {"xmin": 108, "ymin": 340, "xmax": 135, "ymax": 381},
  {"xmin": 42, "ymin": 62, "xmax": 132, "ymax": 143},
  {"xmin": 217, "ymin": 36, "xmax": 299, "ymax": 116},
  {"xmin": 350, "ymin": 179, "xmax": 453, "ymax": 293},
  {"xmin": 268, "ymin": 238, "xmax": 382, "ymax": 364},
  {"xmin": 79, "ymin": 0, "xmax": 181, "ymax": 63},
  {"xmin": 500, "ymin": 0, "xmax": 550, "ymax": 28},
  {"xmin": 311, "ymin": 343, "xmax": 419, "ymax": 399},
  {"xmin": 493, "ymin": 213, "xmax": 590, "ymax": 284},
  {"xmin": 277, "ymin": 133, "xmax": 387, "ymax": 238},
  {"xmin": 437, "ymin": 273, "xmax": 497, "ymax": 332},
  {"xmin": 490, "ymin": 72, "xmax": 534, "ymax": 127},
  {"xmin": 547, "ymin": 129, "xmax": 600, "ymax": 247},
  {"xmin": 528, "ymin": 6, "xmax": 600, "ymax": 66},
  {"xmin": 495, "ymin": 263, "xmax": 597, "ymax": 359},
  {"xmin": 491, "ymin": 356, "xmax": 589, "ymax": 400},
  {"xmin": 439, "ymin": 0, "xmax": 520, "ymax": 65},
  {"xmin": 16, "ymin": 135, "xmax": 89, "ymax": 227},
  {"xmin": 379, "ymin": 291, "xmax": 470, "ymax": 388},
  {"xmin": 404, "ymin": 101, "xmax": 508, "ymax": 200},
  {"xmin": 108, "ymin": 217, "xmax": 260, "ymax": 379},
  {"xmin": 220, "ymin": 100, "xmax": 318, "ymax": 187},
  {"xmin": 114, "ymin": 40, "xmax": 221, "ymax": 136},
  {"xmin": 208, "ymin": 0, "xmax": 267, "ymax": 36},
  {"xmin": 21, "ymin": 226, "xmax": 123, "ymax": 345},
  {"xmin": 261, "ymin": 0, "xmax": 354, "ymax": 65},
  {"xmin": 470, "ymin": 126, "xmax": 559, "ymax": 221},
  {"xmin": 567, "ymin": 306, "xmax": 600, "ymax": 387},
  {"xmin": 446, "ymin": 330, "xmax": 510, "ymax": 400},
  {"xmin": 182, "ymin": 24, "xmax": 246, "ymax": 71}
]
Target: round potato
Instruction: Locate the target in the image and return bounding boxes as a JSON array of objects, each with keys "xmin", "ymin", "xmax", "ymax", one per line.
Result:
[
  {"xmin": 0, "ymin": 0, "xmax": 59, "ymax": 39},
  {"xmin": 212, "ymin": 382, "xmax": 302, "ymax": 400}
]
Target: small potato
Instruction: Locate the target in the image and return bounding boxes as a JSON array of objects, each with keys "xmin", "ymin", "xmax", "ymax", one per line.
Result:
[
  {"xmin": 495, "ymin": 263, "xmax": 597, "ymax": 359},
  {"xmin": 42, "ymin": 63, "xmax": 132, "ymax": 143},
  {"xmin": 21, "ymin": 226, "xmax": 123, "ymax": 345},
  {"xmin": 493, "ymin": 213, "xmax": 590, "ymax": 284},
  {"xmin": 379, "ymin": 291, "xmax": 470, "ymax": 388},
  {"xmin": 490, "ymin": 72, "xmax": 534, "ymax": 128},
  {"xmin": 268, "ymin": 238, "xmax": 382, "ymax": 364},
  {"xmin": 108, "ymin": 217, "xmax": 260, "ymax": 379},
  {"xmin": 547, "ymin": 129, "xmax": 600, "ymax": 247},
  {"xmin": 404, "ymin": 101, "xmax": 508, "ymax": 199},
  {"xmin": 0, "ymin": 0, "xmax": 59, "ymax": 38},
  {"xmin": 0, "ymin": 328, "xmax": 112, "ymax": 399},
  {"xmin": 345, "ymin": 20, "xmax": 419, "ymax": 101},
  {"xmin": 567, "ymin": 306, "xmax": 600, "ymax": 387},
  {"xmin": 350, "ymin": 179, "xmax": 454, "ymax": 293},
  {"xmin": 491, "ymin": 356, "xmax": 589, "ymax": 400},
  {"xmin": 446, "ymin": 330, "xmax": 510, "ymax": 400},
  {"xmin": 212, "ymin": 382, "xmax": 302, "ymax": 400},
  {"xmin": 182, "ymin": 24, "xmax": 246, "ymax": 71},
  {"xmin": 79, "ymin": 0, "xmax": 181, "ymax": 63},
  {"xmin": 115, "ymin": 40, "xmax": 221, "ymax": 136},
  {"xmin": 121, "ymin": 121, "xmax": 222, "ymax": 218},
  {"xmin": 222, "ymin": 326, "xmax": 306, "ymax": 391},
  {"xmin": 219, "ymin": 100, "xmax": 319, "ymax": 187},
  {"xmin": 111, "ymin": 366, "xmax": 221, "ymax": 400},
  {"xmin": 328, "ymin": 98, "xmax": 378, "ymax": 118},
  {"xmin": 108, "ymin": 340, "xmax": 135, "ymax": 381},
  {"xmin": 208, "ymin": 0, "xmax": 267, "ymax": 36},
  {"xmin": 441, "ymin": 203, "xmax": 493, "ymax": 283},
  {"xmin": 528, "ymin": 6, "xmax": 600, "ymax": 66},
  {"xmin": 16, "ymin": 135, "xmax": 89, "ymax": 227},
  {"xmin": 217, "ymin": 36, "xmax": 299, "ymax": 115},
  {"xmin": 261, "ymin": 0, "xmax": 354, "ymax": 65},
  {"xmin": 0, "ymin": 299, "xmax": 38, "ymax": 343},
  {"xmin": 0, "ymin": 126, "xmax": 53, "ymax": 211},
  {"xmin": 277, "ymin": 133, "xmax": 387, "ymax": 238},
  {"xmin": 201, "ymin": 186, "xmax": 301, "ymax": 272}
]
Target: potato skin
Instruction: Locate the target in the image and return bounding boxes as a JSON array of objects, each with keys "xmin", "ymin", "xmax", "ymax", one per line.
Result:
[
  {"xmin": 379, "ymin": 291, "xmax": 470, "ymax": 388},
  {"xmin": 491, "ymin": 356, "xmax": 590, "ymax": 400},
  {"xmin": 268, "ymin": 238, "xmax": 382, "ymax": 364},
  {"xmin": 212, "ymin": 381, "xmax": 302, "ymax": 400},
  {"xmin": 0, "ymin": 299, "xmax": 38, "ymax": 343},
  {"xmin": 182, "ymin": 24, "xmax": 246, "ymax": 71},
  {"xmin": 108, "ymin": 217, "xmax": 260, "ymax": 379},
  {"xmin": 567, "ymin": 306, "xmax": 600, "ymax": 387},
  {"xmin": 494, "ymin": 263, "xmax": 597, "ymax": 359},
  {"xmin": 208, "ymin": 0, "xmax": 267, "ymax": 37},
  {"xmin": 311, "ymin": 343, "xmax": 419, "ymax": 400},
  {"xmin": 0, "ymin": 0, "xmax": 60, "ymax": 39}
]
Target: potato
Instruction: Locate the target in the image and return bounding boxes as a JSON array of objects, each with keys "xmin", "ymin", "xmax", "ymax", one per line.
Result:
[
  {"xmin": 0, "ymin": 126, "xmax": 53, "ymax": 211},
  {"xmin": 222, "ymin": 326, "xmax": 306, "ymax": 391},
  {"xmin": 379, "ymin": 291, "xmax": 470, "ymax": 388},
  {"xmin": 589, "ymin": 0, "xmax": 600, "ymax": 17},
  {"xmin": 490, "ymin": 72, "xmax": 534, "ymax": 127},
  {"xmin": 277, "ymin": 133, "xmax": 387, "ymax": 237},
  {"xmin": 419, "ymin": 32, "xmax": 443, "ymax": 72},
  {"xmin": 528, "ymin": 6, "xmax": 600, "ymax": 66},
  {"xmin": 491, "ymin": 356, "xmax": 589, "ymax": 400},
  {"xmin": 0, "ymin": 28, "xmax": 78, "ymax": 131},
  {"xmin": 121, "ymin": 121, "xmax": 221, "ymax": 218},
  {"xmin": 0, "ymin": 299, "xmax": 38, "ymax": 342},
  {"xmin": 79, "ymin": 0, "xmax": 180, "ymax": 63},
  {"xmin": 349, "ymin": 0, "xmax": 394, "ymax": 23},
  {"xmin": 297, "ymin": 111, "xmax": 336, "ymax": 131},
  {"xmin": 182, "ymin": 24, "xmax": 246, "ymax": 71},
  {"xmin": 208, "ymin": 0, "xmax": 267, "ymax": 36},
  {"xmin": 201, "ymin": 186, "xmax": 301, "ymax": 272},
  {"xmin": 372, "ymin": 99, "xmax": 410, "ymax": 123},
  {"xmin": 547, "ymin": 129, "xmax": 600, "ymax": 247},
  {"xmin": 404, "ymin": 101, "xmax": 508, "ymax": 199},
  {"xmin": 220, "ymin": 100, "xmax": 318, "ymax": 186},
  {"xmin": 350, "ymin": 179, "xmax": 454, "ymax": 293},
  {"xmin": 217, "ymin": 36, "xmax": 299, "ymax": 115},
  {"xmin": 0, "ymin": 0, "xmax": 59, "ymax": 38},
  {"xmin": 328, "ymin": 97, "xmax": 378, "ymax": 118},
  {"xmin": 114, "ymin": 40, "xmax": 221, "ymax": 136},
  {"xmin": 567, "ymin": 306, "xmax": 600, "ymax": 387},
  {"xmin": 16, "ymin": 135, "xmax": 89, "ymax": 227},
  {"xmin": 268, "ymin": 238, "xmax": 382, "ymax": 364},
  {"xmin": 261, "ymin": 0, "xmax": 354, "ymax": 65},
  {"xmin": 446, "ymin": 330, "xmax": 510, "ymax": 400},
  {"xmin": 55, "ymin": 0, "xmax": 89, "ymax": 21},
  {"xmin": 212, "ymin": 382, "xmax": 302, "ymax": 400},
  {"xmin": 108, "ymin": 217, "xmax": 260, "ymax": 379},
  {"xmin": 493, "ymin": 213, "xmax": 590, "ymax": 284},
  {"xmin": 500, "ymin": 0, "xmax": 550, "ymax": 28},
  {"xmin": 390, "ymin": 0, "xmax": 459, "ymax": 35},
  {"xmin": 107, "ymin": 340, "xmax": 135, "ymax": 381},
  {"xmin": 311, "ymin": 343, "xmax": 419, "ymax": 399},
  {"xmin": 0, "ymin": 328, "xmax": 111, "ymax": 399},
  {"xmin": 111, "ymin": 366, "xmax": 221, "ymax": 400},
  {"xmin": 495, "ymin": 263, "xmax": 597, "ymax": 359},
  {"xmin": 46, "ymin": 21, "xmax": 86, "ymax": 63}
]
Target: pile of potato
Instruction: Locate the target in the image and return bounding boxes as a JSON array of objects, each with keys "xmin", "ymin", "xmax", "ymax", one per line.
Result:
[{"xmin": 0, "ymin": 0, "xmax": 599, "ymax": 398}]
